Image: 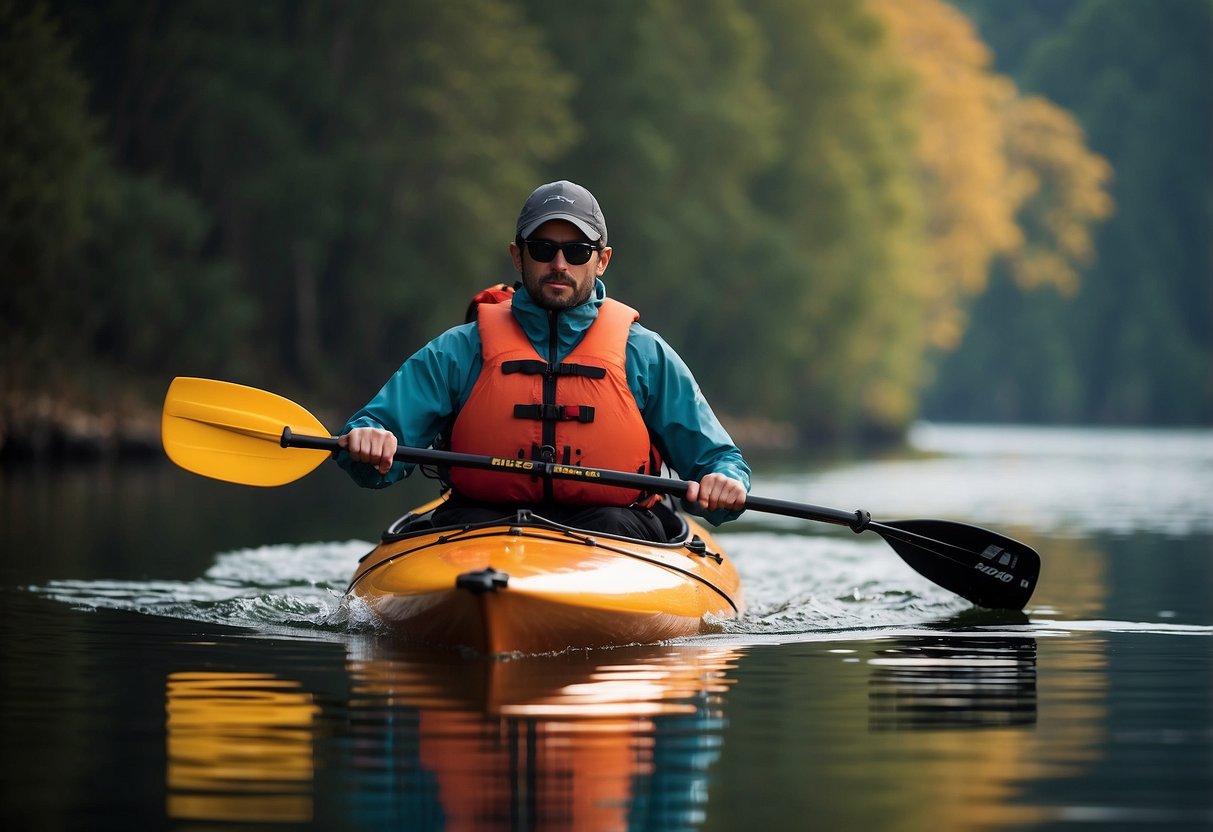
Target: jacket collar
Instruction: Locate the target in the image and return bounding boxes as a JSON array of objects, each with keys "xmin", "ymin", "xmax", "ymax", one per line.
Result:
[{"xmin": 511, "ymin": 279, "xmax": 607, "ymax": 363}]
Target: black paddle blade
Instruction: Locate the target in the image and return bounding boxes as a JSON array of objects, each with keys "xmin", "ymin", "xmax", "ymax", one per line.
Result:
[{"xmin": 876, "ymin": 519, "xmax": 1040, "ymax": 611}]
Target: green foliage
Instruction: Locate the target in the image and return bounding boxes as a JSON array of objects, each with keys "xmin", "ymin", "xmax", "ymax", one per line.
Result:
[
  {"xmin": 0, "ymin": 0, "xmax": 105, "ymax": 390},
  {"xmin": 8, "ymin": 0, "xmax": 1193, "ymax": 446},
  {"xmin": 0, "ymin": 0, "xmax": 93, "ymax": 257},
  {"xmin": 527, "ymin": 0, "xmax": 785, "ymax": 408},
  {"xmin": 747, "ymin": 0, "xmax": 925, "ymax": 437},
  {"xmin": 932, "ymin": 0, "xmax": 1212, "ymax": 425},
  {"xmin": 1, "ymin": 1, "xmax": 253, "ymax": 405},
  {"xmin": 81, "ymin": 175, "xmax": 253, "ymax": 380},
  {"xmin": 11, "ymin": 0, "xmax": 932, "ymax": 440},
  {"xmin": 529, "ymin": 0, "xmax": 924, "ymax": 439},
  {"xmin": 44, "ymin": 0, "xmax": 578, "ymax": 396}
]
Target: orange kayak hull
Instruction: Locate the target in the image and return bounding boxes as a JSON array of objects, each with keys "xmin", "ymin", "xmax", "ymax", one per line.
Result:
[{"xmin": 346, "ymin": 512, "xmax": 743, "ymax": 654}]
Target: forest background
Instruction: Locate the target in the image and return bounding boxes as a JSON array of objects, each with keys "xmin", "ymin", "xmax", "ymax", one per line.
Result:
[{"xmin": 2, "ymin": 0, "xmax": 1209, "ymax": 458}]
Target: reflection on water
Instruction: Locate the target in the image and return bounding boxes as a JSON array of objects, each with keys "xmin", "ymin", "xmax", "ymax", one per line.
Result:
[
  {"xmin": 165, "ymin": 672, "xmax": 320, "ymax": 824},
  {"xmin": 3, "ymin": 424, "xmax": 1212, "ymax": 829},
  {"xmin": 868, "ymin": 637, "xmax": 1037, "ymax": 730},
  {"xmin": 158, "ymin": 643, "xmax": 739, "ymax": 830},
  {"xmin": 346, "ymin": 642, "xmax": 737, "ymax": 719},
  {"xmin": 344, "ymin": 644, "xmax": 738, "ymax": 830}
]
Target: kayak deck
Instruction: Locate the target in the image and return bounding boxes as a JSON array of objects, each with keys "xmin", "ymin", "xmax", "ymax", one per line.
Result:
[{"xmin": 346, "ymin": 501, "xmax": 744, "ymax": 655}]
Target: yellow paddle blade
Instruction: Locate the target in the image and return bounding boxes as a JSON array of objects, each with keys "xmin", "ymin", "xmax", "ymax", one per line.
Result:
[{"xmin": 161, "ymin": 377, "xmax": 333, "ymax": 486}]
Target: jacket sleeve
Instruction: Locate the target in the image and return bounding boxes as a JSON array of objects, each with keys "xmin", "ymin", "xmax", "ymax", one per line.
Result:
[
  {"xmin": 626, "ymin": 325, "xmax": 751, "ymax": 525},
  {"xmin": 337, "ymin": 324, "xmax": 482, "ymax": 488}
]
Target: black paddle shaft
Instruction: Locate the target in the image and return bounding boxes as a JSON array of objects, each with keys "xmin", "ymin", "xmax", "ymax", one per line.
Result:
[
  {"xmin": 284, "ymin": 429, "xmax": 863, "ymax": 523},
  {"xmin": 721, "ymin": 494, "xmax": 1039, "ymax": 611},
  {"xmin": 284, "ymin": 429, "xmax": 1040, "ymax": 610}
]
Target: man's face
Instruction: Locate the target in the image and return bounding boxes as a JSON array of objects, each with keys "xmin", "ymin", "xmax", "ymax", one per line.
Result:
[{"xmin": 510, "ymin": 219, "xmax": 612, "ymax": 311}]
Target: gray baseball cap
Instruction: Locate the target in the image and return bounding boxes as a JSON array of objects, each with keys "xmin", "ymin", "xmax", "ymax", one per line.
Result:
[{"xmin": 516, "ymin": 180, "xmax": 607, "ymax": 244}]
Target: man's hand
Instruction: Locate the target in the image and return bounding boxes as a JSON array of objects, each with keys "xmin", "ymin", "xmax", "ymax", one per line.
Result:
[
  {"xmin": 684, "ymin": 472, "xmax": 747, "ymax": 513},
  {"xmin": 338, "ymin": 427, "xmax": 398, "ymax": 475}
]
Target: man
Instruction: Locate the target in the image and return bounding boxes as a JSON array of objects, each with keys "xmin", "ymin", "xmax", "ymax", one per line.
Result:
[{"xmin": 337, "ymin": 180, "xmax": 749, "ymax": 540}]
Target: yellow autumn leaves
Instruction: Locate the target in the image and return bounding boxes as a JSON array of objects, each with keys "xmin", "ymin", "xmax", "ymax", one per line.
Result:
[{"xmin": 870, "ymin": 0, "xmax": 1113, "ymax": 351}]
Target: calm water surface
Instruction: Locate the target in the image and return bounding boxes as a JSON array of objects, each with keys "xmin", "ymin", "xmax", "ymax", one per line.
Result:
[{"xmin": 2, "ymin": 424, "xmax": 1211, "ymax": 830}]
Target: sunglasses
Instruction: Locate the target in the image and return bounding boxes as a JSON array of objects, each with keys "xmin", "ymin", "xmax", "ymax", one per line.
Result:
[{"xmin": 522, "ymin": 238, "xmax": 602, "ymax": 266}]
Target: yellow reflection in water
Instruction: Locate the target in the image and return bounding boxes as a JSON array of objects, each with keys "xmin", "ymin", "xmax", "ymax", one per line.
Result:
[
  {"xmin": 165, "ymin": 671, "xmax": 319, "ymax": 824},
  {"xmin": 1029, "ymin": 532, "xmax": 1109, "ymax": 618},
  {"xmin": 857, "ymin": 530, "xmax": 1113, "ymax": 830},
  {"xmin": 864, "ymin": 630, "xmax": 1110, "ymax": 830}
]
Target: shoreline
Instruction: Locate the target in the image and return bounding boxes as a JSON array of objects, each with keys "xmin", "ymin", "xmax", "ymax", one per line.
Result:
[
  {"xmin": 0, "ymin": 393, "xmax": 870, "ymax": 464},
  {"xmin": 0, "ymin": 395, "xmax": 162, "ymax": 461}
]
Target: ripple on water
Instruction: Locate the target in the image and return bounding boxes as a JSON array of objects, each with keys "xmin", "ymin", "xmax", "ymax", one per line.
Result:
[
  {"xmin": 30, "ymin": 540, "xmax": 375, "ymax": 635},
  {"xmin": 721, "ymin": 531, "xmax": 971, "ymax": 634}
]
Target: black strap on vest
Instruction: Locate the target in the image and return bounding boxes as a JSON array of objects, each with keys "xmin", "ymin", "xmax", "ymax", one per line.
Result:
[
  {"xmin": 502, "ymin": 359, "xmax": 606, "ymax": 379},
  {"xmin": 505, "ymin": 359, "xmax": 602, "ymax": 426},
  {"xmin": 514, "ymin": 404, "xmax": 595, "ymax": 423}
]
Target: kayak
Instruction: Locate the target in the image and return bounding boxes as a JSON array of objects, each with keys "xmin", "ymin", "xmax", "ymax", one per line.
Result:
[
  {"xmin": 346, "ymin": 496, "xmax": 744, "ymax": 655},
  {"xmin": 161, "ymin": 376, "xmax": 1041, "ymax": 639}
]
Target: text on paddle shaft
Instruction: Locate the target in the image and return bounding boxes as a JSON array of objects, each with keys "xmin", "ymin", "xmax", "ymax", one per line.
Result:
[{"xmin": 490, "ymin": 458, "xmax": 602, "ymax": 479}]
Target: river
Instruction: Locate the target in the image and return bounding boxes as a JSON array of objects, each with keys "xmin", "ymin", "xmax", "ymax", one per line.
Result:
[{"xmin": 2, "ymin": 423, "xmax": 1210, "ymax": 830}]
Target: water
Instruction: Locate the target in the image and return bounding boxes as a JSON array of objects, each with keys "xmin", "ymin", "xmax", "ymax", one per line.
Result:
[{"xmin": 2, "ymin": 424, "xmax": 1211, "ymax": 830}]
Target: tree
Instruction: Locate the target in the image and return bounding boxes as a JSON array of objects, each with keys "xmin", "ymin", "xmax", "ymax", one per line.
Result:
[
  {"xmin": 50, "ymin": 0, "xmax": 579, "ymax": 395},
  {"xmin": 932, "ymin": 0, "xmax": 1211, "ymax": 424},
  {"xmin": 530, "ymin": 1, "xmax": 928, "ymax": 439},
  {"xmin": 749, "ymin": 0, "xmax": 927, "ymax": 438},
  {"xmin": 527, "ymin": 0, "xmax": 781, "ymax": 409},
  {"xmin": 1025, "ymin": 0, "xmax": 1212, "ymax": 423},
  {"xmin": 868, "ymin": 0, "xmax": 1111, "ymax": 344},
  {"xmin": 868, "ymin": 0, "xmax": 1024, "ymax": 351},
  {"xmin": 0, "ymin": 0, "xmax": 106, "ymax": 395},
  {"xmin": 999, "ymin": 94, "xmax": 1112, "ymax": 297},
  {"xmin": 12, "ymin": 0, "xmax": 1153, "ymax": 446}
]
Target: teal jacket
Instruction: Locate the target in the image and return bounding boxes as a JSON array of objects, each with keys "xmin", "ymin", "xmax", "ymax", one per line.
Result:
[{"xmin": 338, "ymin": 280, "xmax": 750, "ymax": 525}]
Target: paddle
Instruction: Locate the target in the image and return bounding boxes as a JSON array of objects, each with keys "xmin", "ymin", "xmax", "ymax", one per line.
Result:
[{"xmin": 162, "ymin": 377, "xmax": 1040, "ymax": 610}]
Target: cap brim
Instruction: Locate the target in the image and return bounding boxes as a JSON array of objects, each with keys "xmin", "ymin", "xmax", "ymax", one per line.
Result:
[{"xmin": 519, "ymin": 213, "xmax": 603, "ymax": 242}]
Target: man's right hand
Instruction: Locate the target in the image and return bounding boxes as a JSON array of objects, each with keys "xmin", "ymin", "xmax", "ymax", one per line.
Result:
[{"xmin": 338, "ymin": 427, "xmax": 398, "ymax": 475}]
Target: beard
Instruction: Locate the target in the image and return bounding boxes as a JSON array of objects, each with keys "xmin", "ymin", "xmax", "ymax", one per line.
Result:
[{"xmin": 528, "ymin": 272, "xmax": 593, "ymax": 311}]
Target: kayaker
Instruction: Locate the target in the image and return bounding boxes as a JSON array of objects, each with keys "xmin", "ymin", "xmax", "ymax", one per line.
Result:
[{"xmin": 336, "ymin": 180, "xmax": 750, "ymax": 541}]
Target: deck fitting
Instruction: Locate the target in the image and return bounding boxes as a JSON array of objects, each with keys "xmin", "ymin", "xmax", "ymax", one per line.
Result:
[{"xmin": 455, "ymin": 567, "xmax": 510, "ymax": 594}]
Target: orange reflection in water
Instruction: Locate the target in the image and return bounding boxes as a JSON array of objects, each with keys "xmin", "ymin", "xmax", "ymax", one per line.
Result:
[
  {"xmin": 348, "ymin": 644, "xmax": 740, "ymax": 831},
  {"xmin": 165, "ymin": 671, "xmax": 320, "ymax": 824}
]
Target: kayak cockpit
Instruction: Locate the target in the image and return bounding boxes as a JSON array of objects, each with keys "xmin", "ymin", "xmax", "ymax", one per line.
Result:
[{"xmin": 377, "ymin": 495, "xmax": 692, "ymax": 549}]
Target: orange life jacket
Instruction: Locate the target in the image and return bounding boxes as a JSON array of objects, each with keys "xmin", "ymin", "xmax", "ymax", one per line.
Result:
[{"xmin": 447, "ymin": 298, "xmax": 661, "ymax": 506}]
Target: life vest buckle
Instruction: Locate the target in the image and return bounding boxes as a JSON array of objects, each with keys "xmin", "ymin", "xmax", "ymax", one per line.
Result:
[{"xmin": 513, "ymin": 404, "xmax": 595, "ymax": 423}]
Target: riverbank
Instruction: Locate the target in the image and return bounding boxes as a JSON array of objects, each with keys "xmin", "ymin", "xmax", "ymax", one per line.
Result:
[
  {"xmin": 0, "ymin": 391, "xmax": 803, "ymax": 464},
  {"xmin": 0, "ymin": 394, "xmax": 162, "ymax": 460}
]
